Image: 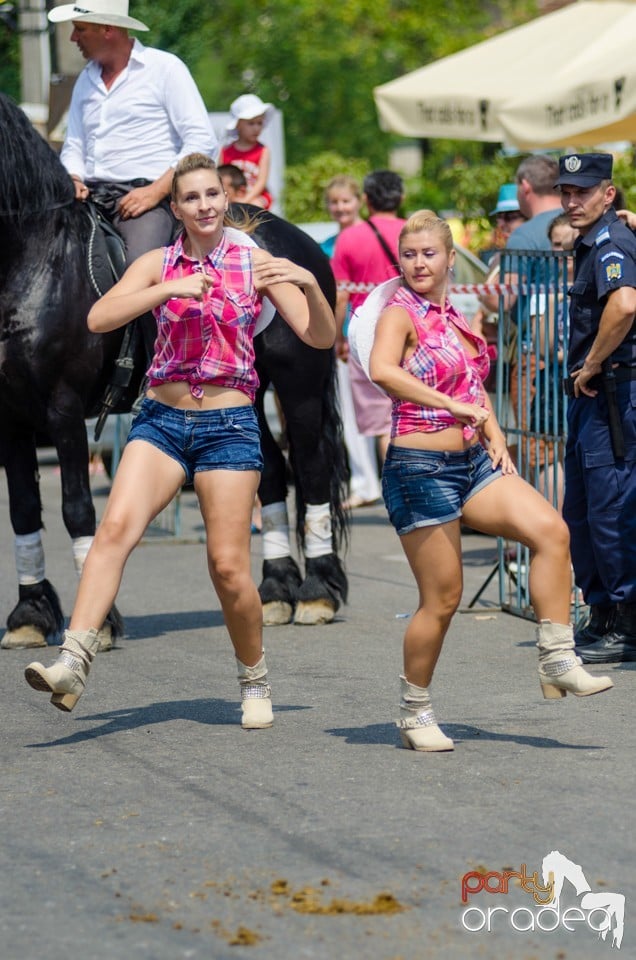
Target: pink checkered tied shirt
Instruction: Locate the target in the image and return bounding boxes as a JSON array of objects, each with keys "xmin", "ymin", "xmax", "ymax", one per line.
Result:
[
  {"xmin": 387, "ymin": 286, "xmax": 490, "ymax": 441},
  {"xmin": 147, "ymin": 232, "xmax": 263, "ymax": 401}
]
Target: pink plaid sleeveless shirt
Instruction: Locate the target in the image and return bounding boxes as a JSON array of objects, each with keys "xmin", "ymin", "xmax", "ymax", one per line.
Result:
[
  {"xmin": 387, "ymin": 286, "xmax": 490, "ymax": 441},
  {"xmin": 147, "ymin": 232, "xmax": 262, "ymax": 401}
]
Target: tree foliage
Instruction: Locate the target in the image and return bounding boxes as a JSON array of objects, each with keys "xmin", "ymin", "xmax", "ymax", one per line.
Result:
[
  {"xmin": 0, "ymin": 1, "xmax": 20, "ymax": 101},
  {"xmin": 186, "ymin": 0, "xmax": 537, "ymax": 167},
  {"xmin": 2, "ymin": 0, "xmax": 549, "ymax": 223}
]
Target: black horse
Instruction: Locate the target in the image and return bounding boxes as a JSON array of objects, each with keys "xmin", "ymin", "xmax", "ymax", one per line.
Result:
[{"xmin": 0, "ymin": 92, "xmax": 347, "ymax": 651}]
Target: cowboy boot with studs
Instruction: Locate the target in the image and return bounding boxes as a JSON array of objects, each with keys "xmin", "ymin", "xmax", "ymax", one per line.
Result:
[
  {"xmin": 396, "ymin": 676, "xmax": 454, "ymax": 752},
  {"xmin": 237, "ymin": 652, "xmax": 273, "ymax": 729},
  {"xmin": 24, "ymin": 627, "xmax": 101, "ymax": 712},
  {"xmin": 536, "ymin": 620, "xmax": 613, "ymax": 698}
]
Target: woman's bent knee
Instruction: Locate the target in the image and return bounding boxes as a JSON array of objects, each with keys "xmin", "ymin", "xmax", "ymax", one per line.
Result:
[{"xmin": 94, "ymin": 516, "xmax": 139, "ymax": 552}]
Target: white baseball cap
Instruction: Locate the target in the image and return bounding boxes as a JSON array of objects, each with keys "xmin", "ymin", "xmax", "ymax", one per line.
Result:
[{"xmin": 225, "ymin": 94, "xmax": 274, "ymax": 138}]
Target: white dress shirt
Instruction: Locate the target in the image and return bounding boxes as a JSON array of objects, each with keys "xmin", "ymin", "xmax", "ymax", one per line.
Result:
[{"xmin": 61, "ymin": 40, "xmax": 218, "ymax": 182}]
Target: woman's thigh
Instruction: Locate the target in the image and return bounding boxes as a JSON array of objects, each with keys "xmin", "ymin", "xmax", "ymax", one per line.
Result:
[
  {"xmin": 195, "ymin": 469, "xmax": 260, "ymax": 562},
  {"xmin": 462, "ymin": 473, "xmax": 566, "ymax": 550},
  {"xmin": 400, "ymin": 520, "xmax": 464, "ymax": 608},
  {"xmin": 98, "ymin": 439, "xmax": 186, "ymax": 546}
]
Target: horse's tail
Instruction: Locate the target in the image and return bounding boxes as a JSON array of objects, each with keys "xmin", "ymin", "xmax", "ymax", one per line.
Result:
[{"xmin": 293, "ymin": 349, "xmax": 349, "ymax": 554}]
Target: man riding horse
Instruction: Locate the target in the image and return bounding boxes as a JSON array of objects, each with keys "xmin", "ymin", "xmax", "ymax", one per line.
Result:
[{"xmin": 48, "ymin": 0, "xmax": 217, "ymax": 358}]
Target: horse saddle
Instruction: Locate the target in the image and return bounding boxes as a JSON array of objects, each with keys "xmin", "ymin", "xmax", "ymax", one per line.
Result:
[
  {"xmin": 82, "ymin": 203, "xmax": 143, "ymax": 439},
  {"xmin": 83, "ymin": 201, "xmax": 127, "ymax": 295}
]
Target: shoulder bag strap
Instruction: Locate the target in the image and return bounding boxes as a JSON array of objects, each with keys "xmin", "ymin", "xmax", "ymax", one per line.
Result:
[{"xmin": 366, "ymin": 218, "xmax": 400, "ymax": 274}]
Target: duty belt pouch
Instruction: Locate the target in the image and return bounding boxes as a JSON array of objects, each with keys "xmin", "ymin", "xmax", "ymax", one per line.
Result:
[{"xmin": 563, "ymin": 376, "xmax": 575, "ymax": 399}]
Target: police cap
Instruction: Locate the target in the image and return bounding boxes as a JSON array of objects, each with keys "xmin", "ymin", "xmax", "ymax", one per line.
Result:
[{"xmin": 555, "ymin": 153, "xmax": 613, "ymax": 187}]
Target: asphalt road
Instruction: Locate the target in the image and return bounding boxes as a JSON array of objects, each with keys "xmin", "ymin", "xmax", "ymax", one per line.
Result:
[{"xmin": 0, "ymin": 461, "xmax": 632, "ymax": 959}]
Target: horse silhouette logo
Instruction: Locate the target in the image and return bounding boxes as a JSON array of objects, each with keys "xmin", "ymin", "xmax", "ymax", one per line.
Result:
[{"xmin": 542, "ymin": 850, "xmax": 625, "ymax": 949}]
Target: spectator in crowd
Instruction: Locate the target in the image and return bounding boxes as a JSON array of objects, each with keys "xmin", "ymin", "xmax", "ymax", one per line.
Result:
[
  {"xmin": 220, "ymin": 94, "xmax": 274, "ymax": 209},
  {"xmin": 507, "ymin": 155, "xmax": 562, "ymax": 251},
  {"xmin": 332, "ymin": 170, "xmax": 406, "ymax": 471},
  {"xmin": 217, "ymin": 163, "xmax": 248, "ymax": 202},
  {"xmin": 525, "ymin": 213, "xmax": 579, "ymax": 511},
  {"xmin": 472, "ymin": 183, "xmax": 527, "ymax": 388},
  {"xmin": 320, "ymin": 175, "xmax": 382, "ymax": 507}
]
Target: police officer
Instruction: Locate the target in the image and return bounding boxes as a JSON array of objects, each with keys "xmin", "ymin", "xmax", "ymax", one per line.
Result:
[{"xmin": 558, "ymin": 152, "xmax": 636, "ymax": 663}]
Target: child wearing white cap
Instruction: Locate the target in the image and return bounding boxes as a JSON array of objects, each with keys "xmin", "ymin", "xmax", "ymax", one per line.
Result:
[{"xmin": 220, "ymin": 94, "xmax": 274, "ymax": 209}]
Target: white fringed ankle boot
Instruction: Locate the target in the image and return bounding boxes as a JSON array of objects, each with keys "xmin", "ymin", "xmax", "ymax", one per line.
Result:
[
  {"xmin": 24, "ymin": 628, "xmax": 100, "ymax": 712},
  {"xmin": 396, "ymin": 676, "xmax": 454, "ymax": 752},
  {"xmin": 536, "ymin": 620, "xmax": 613, "ymax": 698},
  {"xmin": 237, "ymin": 653, "xmax": 273, "ymax": 729}
]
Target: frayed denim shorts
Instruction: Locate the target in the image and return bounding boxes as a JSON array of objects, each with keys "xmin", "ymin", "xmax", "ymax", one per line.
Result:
[
  {"xmin": 382, "ymin": 442, "xmax": 501, "ymax": 535},
  {"xmin": 127, "ymin": 398, "xmax": 263, "ymax": 483}
]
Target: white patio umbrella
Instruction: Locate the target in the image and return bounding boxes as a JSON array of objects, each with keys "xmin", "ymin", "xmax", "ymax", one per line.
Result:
[
  {"xmin": 498, "ymin": 4, "xmax": 636, "ymax": 147},
  {"xmin": 373, "ymin": 0, "xmax": 636, "ymax": 147}
]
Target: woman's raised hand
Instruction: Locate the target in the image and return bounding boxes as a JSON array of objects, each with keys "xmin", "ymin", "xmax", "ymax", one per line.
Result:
[
  {"xmin": 166, "ymin": 270, "xmax": 213, "ymax": 301},
  {"xmin": 251, "ymin": 248, "xmax": 314, "ymax": 291}
]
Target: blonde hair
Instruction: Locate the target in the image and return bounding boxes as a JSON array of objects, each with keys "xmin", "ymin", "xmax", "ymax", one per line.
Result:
[
  {"xmin": 399, "ymin": 210, "xmax": 454, "ymax": 254},
  {"xmin": 171, "ymin": 153, "xmax": 259, "ymax": 233},
  {"xmin": 324, "ymin": 174, "xmax": 361, "ymax": 203}
]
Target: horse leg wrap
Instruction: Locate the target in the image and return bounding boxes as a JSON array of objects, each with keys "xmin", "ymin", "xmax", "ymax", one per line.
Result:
[
  {"xmin": 15, "ymin": 531, "xmax": 45, "ymax": 585},
  {"xmin": 304, "ymin": 503, "xmax": 332, "ymax": 559},
  {"xmin": 261, "ymin": 501, "xmax": 291, "ymax": 560},
  {"xmin": 72, "ymin": 536, "xmax": 94, "ymax": 577}
]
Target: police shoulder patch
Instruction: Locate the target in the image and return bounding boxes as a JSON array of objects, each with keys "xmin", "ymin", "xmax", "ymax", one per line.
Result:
[{"xmin": 605, "ymin": 260, "xmax": 623, "ymax": 282}]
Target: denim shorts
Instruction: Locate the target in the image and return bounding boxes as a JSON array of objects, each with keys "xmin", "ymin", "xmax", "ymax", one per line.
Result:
[
  {"xmin": 382, "ymin": 443, "xmax": 501, "ymax": 535},
  {"xmin": 127, "ymin": 398, "xmax": 263, "ymax": 483}
]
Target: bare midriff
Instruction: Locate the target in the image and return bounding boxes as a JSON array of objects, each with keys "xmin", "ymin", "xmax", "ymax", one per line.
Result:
[
  {"xmin": 146, "ymin": 383, "xmax": 252, "ymax": 410},
  {"xmin": 391, "ymin": 425, "xmax": 480, "ymax": 452}
]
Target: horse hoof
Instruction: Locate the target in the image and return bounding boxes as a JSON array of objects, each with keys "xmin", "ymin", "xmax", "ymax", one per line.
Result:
[
  {"xmin": 1, "ymin": 625, "xmax": 48, "ymax": 649},
  {"xmin": 262, "ymin": 601, "xmax": 294, "ymax": 626},
  {"xmin": 293, "ymin": 599, "xmax": 336, "ymax": 625},
  {"xmin": 96, "ymin": 625, "xmax": 114, "ymax": 652}
]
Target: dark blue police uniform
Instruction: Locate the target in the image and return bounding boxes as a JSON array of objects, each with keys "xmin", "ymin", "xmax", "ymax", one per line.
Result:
[{"xmin": 559, "ymin": 154, "xmax": 636, "ymax": 662}]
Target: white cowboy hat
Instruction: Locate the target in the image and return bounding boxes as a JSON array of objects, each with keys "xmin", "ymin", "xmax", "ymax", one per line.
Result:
[
  {"xmin": 223, "ymin": 228, "xmax": 275, "ymax": 336},
  {"xmin": 347, "ymin": 276, "xmax": 403, "ymax": 394},
  {"xmin": 48, "ymin": 0, "xmax": 149, "ymax": 31},
  {"xmin": 225, "ymin": 94, "xmax": 274, "ymax": 138}
]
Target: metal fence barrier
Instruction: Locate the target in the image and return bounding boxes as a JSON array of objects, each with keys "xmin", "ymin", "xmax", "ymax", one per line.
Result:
[{"xmin": 485, "ymin": 249, "xmax": 578, "ymax": 619}]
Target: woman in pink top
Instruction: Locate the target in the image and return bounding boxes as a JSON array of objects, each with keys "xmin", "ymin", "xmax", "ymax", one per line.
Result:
[
  {"xmin": 25, "ymin": 153, "xmax": 335, "ymax": 728},
  {"xmin": 368, "ymin": 211, "xmax": 612, "ymax": 753}
]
